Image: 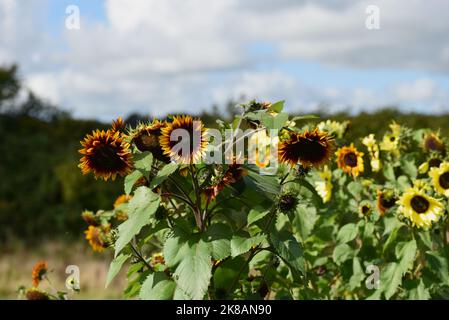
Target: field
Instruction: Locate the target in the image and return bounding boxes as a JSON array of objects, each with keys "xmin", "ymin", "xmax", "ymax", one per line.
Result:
[{"xmin": 0, "ymin": 241, "xmax": 125, "ymax": 299}]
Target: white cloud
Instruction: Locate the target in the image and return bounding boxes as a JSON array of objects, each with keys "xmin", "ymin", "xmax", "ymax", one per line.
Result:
[{"xmin": 1, "ymin": 0, "xmax": 449, "ymax": 119}]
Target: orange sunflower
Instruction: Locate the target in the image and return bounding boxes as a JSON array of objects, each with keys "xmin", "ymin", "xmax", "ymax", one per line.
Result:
[
  {"xmin": 159, "ymin": 115, "xmax": 208, "ymax": 164},
  {"xmin": 32, "ymin": 261, "xmax": 48, "ymax": 287},
  {"xmin": 85, "ymin": 225, "xmax": 108, "ymax": 252},
  {"xmin": 204, "ymin": 161, "xmax": 247, "ymax": 202},
  {"xmin": 336, "ymin": 144, "xmax": 364, "ymax": 177},
  {"xmin": 129, "ymin": 119, "xmax": 170, "ymax": 163},
  {"xmin": 278, "ymin": 129, "xmax": 335, "ymax": 168},
  {"xmin": 79, "ymin": 129, "xmax": 133, "ymax": 181}
]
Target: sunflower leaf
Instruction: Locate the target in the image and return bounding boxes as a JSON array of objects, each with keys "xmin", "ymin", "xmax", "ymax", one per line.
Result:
[
  {"xmin": 149, "ymin": 163, "xmax": 178, "ymax": 189},
  {"xmin": 115, "ymin": 187, "xmax": 160, "ymax": 256},
  {"xmin": 105, "ymin": 253, "xmax": 131, "ymax": 288},
  {"xmin": 140, "ymin": 272, "xmax": 176, "ymax": 300},
  {"xmin": 124, "ymin": 170, "xmax": 144, "ymax": 195}
]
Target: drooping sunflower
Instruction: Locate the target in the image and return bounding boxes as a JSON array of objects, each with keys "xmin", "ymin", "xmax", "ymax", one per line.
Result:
[
  {"xmin": 129, "ymin": 120, "xmax": 170, "ymax": 163},
  {"xmin": 31, "ymin": 261, "xmax": 48, "ymax": 287},
  {"xmin": 278, "ymin": 129, "xmax": 335, "ymax": 168},
  {"xmin": 79, "ymin": 129, "xmax": 133, "ymax": 181},
  {"xmin": 25, "ymin": 287, "xmax": 50, "ymax": 300},
  {"xmin": 159, "ymin": 115, "xmax": 208, "ymax": 164},
  {"xmin": 397, "ymin": 187, "xmax": 444, "ymax": 229},
  {"xmin": 377, "ymin": 189, "xmax": 397, "ymax": 216},
  {"xmin": 429, "ymin": 161, "xmax": 449, "ymax": 197},
  {"xmin": 81, "ymin": 210, "xmax": 99, "ymax": 226},
  {"xmin": 335, "ymin": 144, "xmax": 364, "ymax": 177},
  {"xmin": 424, "ymin": 132, "xmax": 445, "ymax": 153},
  {"xmin": 204, "ymin": 161, "xmax": 247, "ymax": 202},
  {"xmin": 85, "ymin": 225, "xmax": 108, "ymax": 252}
]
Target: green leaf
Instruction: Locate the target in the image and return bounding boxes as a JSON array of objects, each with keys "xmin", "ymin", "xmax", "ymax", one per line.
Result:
[
  {"xmin": 347, "ymin": 181, "xmax": 362, "ymax": 198},
  {"xmin": 270, "ymin": 230, "xmax": 305, "ymax": 275},
  {"xmin": 134, "ymin": 152, "xmax": 153, "ymax": 170},
  {"xmin": 349, "ymin": 258, "xmax": 365, "ymax": 290},
  {"xmin": 140, "ymin": 272, "xmax": 176, "ymax": 300},
  {"xmin": 210, "ymin": 239, "xmax": 231, "ymax": 260},
  {"xmin": 337, "ymin": 223, "xmax": 358, "ymax": 243},
  {"xmin": 401, "ymin": 155, "xmax": 417, "ymax": 179},
  {"xmin": 115, "ymin": 187, "xmax": 161, "ymax": 256},
  {"xmin": 260, "ymin": 112, "xmax": 289, "ymax": 130},
  {"xmin": 246, "ymin": 171, "xmax": 280, "ymax": 197},
  {"xmin": 332, "ymin": 243, "xmax": 354, "ymax": 266},
  {"xmin": 124, "ymin": 170, "xmax": 144, "ymax": 195},
  {"xmin": 172, "ymin": 239, "xmax": 213, "ymax": 300},
  {"xmin": 294, "ymin": 205, "xmax": 318, "ymax": 240},
  {"xmin": 395, "ymin": 240, "xmax": 417, "ymax": 273},
  {"xmin": 291, "ymin": 115, "xmax": 319, "ymax": 122},
  {"xmin": 381, "ymin": 262, "xmax": 403, "ymax": 299},
  {"xmin": 105, "ymin": 253, "xmax": 131, "ymax": 288},
  {"xmin": 230, "ymin": 235, "xmax": 266, "ymax": 257},
  {"xmin": 408, "ymin": 279, "xmax": 430, "ymax": 300},
  {"xmin": 269, "ymin": 100, "xmax": 285, "ymax": 113},
  {"xmin": 149, "ymin": 163, "xmax": 178, "ymax": 189},
  {"xmin": 247, "ymin": 207, "xmax": 270, "ymax": 226},
  {"xmin": 426, "ymin": 251, "xmax": 449, "ymax": 285},
  {"xmin": 383, "ymin": 163, "xmax": 395, "ymax": 181}
]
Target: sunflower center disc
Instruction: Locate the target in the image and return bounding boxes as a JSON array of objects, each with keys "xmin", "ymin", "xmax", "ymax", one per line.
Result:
[
  {"xmin": 439, "ymin": 172, "xmax": 449, "ymax": 189},
  {"xmin": 343, "ymin": 152, "xmax": 358, "ymax": 167},
  {"xmin": 429, "ymin": 158, "xmax": 442, "ymax": 168},
  {"xmin": 410, "ymin": 195, "xmax": 430, "ymax": 214}
]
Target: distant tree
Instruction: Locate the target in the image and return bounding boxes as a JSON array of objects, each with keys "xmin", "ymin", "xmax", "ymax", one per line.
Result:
[{"xmin": 0, "ymin": 64, "xmax": 20, "ymax": 108}]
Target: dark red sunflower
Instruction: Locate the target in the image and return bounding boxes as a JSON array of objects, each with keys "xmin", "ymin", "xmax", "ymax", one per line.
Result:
[
  {"xmin": 278, "ymin": 129, "xmax": 335, "ymax": 168},
  {"xmin": 129, "ymin": 119, "xmax": 170, "ymax": 163}
]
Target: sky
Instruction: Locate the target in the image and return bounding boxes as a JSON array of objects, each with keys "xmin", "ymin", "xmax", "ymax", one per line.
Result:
[{"xmin": 1, "ymin": 0, "xmax": 449, "ymax": 121}]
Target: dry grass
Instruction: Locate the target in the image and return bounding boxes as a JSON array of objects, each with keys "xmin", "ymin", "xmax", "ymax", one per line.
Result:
[{"xmin": 0, "ymin": 240, "xmax": 127, "ymax": 299}]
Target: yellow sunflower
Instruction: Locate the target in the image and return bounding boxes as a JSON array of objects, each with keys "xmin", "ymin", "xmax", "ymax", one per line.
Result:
[
  {"xmin": 79, "ymin": 129, "xmax": 133, "ymax": 181},
  {"xmin": 114, "ymin": 194, "xmax": 132, "ymax": 208},
  {"xmin": 278, "ymin": 129, "xmax": 335, "ymax": 168},
  {"xmin": 424, "ymin": 132, "xmax": 445, "ymax": 153},
  {"xmin": 429, "ymin": 162, "xmax": 449, "ymax": 197},
  {"xmin": 397, "ymin": 187, "xmax": 444, "ymax": 229},
  {"xmin": 362, "ymin": 134, "xmax": 381, "ymax": 172},
  {"xmin": 85, "ymin": 225, "xmax": 108, "ymax": 252},
  {"xmin": 335, "ymin": 144, "xmax": 364, "ymax": 177},
  {"xmin": 314, "ymin": 165, "xmax": 332, "ymax": 203},
  {"xmin": 129, "ymin": 119, "xmax": 170, "ymax": 163},
  {"xmin": 159, "ymin": 115, "xmax": 208, "ymax": 164},
  {"xmin": 31, "ymin": 261, "xmax": 48, "ymax": 287}
]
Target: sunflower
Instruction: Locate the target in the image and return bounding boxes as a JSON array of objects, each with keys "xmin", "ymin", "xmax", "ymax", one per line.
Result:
[
  {"xmin": 359, "ymin": 202, "xmax": 372, "ymax": 217},
  {"xmin": 151, "ymin": 252, "xmax": 165, "ymax": 267},
  {"xmin": 277, "ymin": 192, "xmax": 298, "ymax": 214},
  {"xmin": 424, "ymin": 132, "xmax": 445, "ymax": 153},
  {"xmin": 114, "ymin": 194, "xmax": 132, "ymax": 208},
  {"xmin": 335, "ymin": 144, "xmax": 364, "ymax": 177},
  {"xmin": 26, "ymin": 287, "xmax": 50, "ymax": 300},
  {"xmin": 377, "ymin": 189, "xmax": 397, "ymax": 216},
  {"xmin": 85, "ymin": 225, "xmax": 108, "ymax": 252},
  {"xmin": 419, "ymin": 158, "xmax": 443, "ymax": 174},
  {"xmin": 159, "ymin": 115, "xmax": 208, "ymax": 164},
  {"xmin": 204, "ymin": 161, "xmax": 247, "ymax": 202},
  {"xmin": 114, "ymin": 194, "xmax": 132, "ymax": 221},
  {"xmin": 79, "ymin": 129, "xmax": 133, "ymax": 181},
  {"xmin": 278, "ymin": 129, "xmax": 335, "ymax": 168},
  {"xmin": 129, "ymin": 120, "xmax": 170, "ymax": 163},
  {"xmin": 31, "ymin": 261, "xmax": 48, "ymax": 287},
  {"xmin": 362, "ymin": 134, "xmax": 381, "ymax": 172},
  {"xmin": 111, "ymin": 117, "xmax": 125, "ymax": 132},
  {"xmin": 81, "ymin": 210, "xmax": 99, "ymax": 226},
  {"xmin": 429, "ymin": 162, "xmax": 449, "ymax": 197},
  {"xmin": 397, "ymin": 187, "xmax": 444, "ymax": 229},
  {"xmin": 314, "ymin": 165, "xmax": 332, "ymax": 203}
]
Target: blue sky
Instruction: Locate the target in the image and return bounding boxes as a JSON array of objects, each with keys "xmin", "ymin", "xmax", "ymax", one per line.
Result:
[{"xmin": 1, "ymin": 0, "xmax": 449, "ymax": 120}]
